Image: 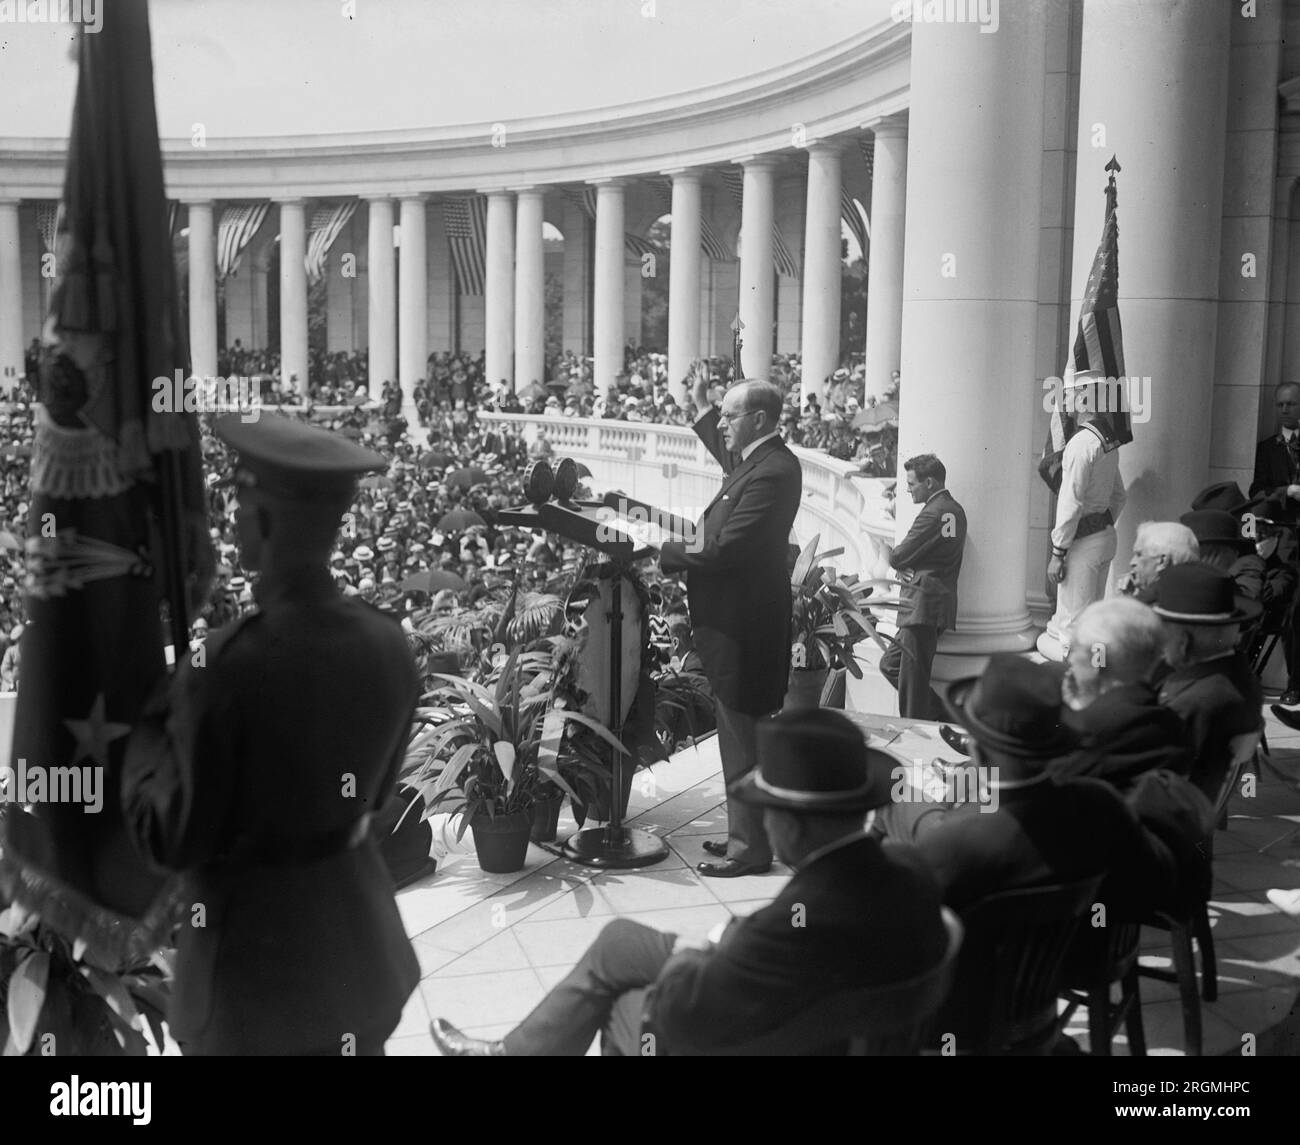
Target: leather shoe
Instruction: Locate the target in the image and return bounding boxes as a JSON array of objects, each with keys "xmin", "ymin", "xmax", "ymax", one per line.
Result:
[
  {"xmin": 1271, "ymin": 704, "xmax": 1300, "ymax": 732},
  {"xmin": 697, "ymin": 859, "xmax": 772, "ymax": 878},
  {"xmin": 1281, "ymin": 689, "xmax": 1300, "ymax": 707},
  {"xmin": 939, "ymin": 725, "xmax": 971, "ymax": 756},
  {"xmin": 430, "ymin": 1018, "xmax": 506, "ymax": 1057},
  {"xmin": 701, "ymin": 839, "xmax": 728, "ymax": 858}
]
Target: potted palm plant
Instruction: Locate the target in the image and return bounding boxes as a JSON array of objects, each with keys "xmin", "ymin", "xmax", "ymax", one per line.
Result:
[
  {"xmin": 788, "ymin": 534, "xmax": 892, "ymax": 710},
  {"xmin": 402, "ymin": 644, "xmax": 626, "ymax": 872}
]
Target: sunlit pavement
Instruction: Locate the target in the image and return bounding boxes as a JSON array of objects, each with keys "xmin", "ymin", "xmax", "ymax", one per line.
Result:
[{"xmin": 387, "ymin": 711, "xmax": 1300, "ymax": 1057}]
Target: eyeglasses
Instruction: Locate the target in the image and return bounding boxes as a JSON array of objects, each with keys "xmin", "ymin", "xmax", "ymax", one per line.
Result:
[{"xmin": 720, "ymin": 410, "xmax": 758, "ymax": 423}]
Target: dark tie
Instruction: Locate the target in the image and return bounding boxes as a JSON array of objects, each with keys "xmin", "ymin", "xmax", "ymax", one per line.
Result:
[{"xmin": 1288, "ymin": 434, "xmax": 1300, "ymax": 483}]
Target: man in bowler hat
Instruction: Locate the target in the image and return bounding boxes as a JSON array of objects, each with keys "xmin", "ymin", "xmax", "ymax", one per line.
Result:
[
  {"xmin": 122, "ymin": 414, "xmax": 420, "ymax": 1055},
  {"xmin": 428, "ymin": 709, "xmax": 949, "ymax": 1056}
]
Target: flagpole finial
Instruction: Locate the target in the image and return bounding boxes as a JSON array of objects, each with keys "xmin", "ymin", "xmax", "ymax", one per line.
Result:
[{"xmin": 1105, "ymin": 155, "xmax": 1121, "ymax": 173}]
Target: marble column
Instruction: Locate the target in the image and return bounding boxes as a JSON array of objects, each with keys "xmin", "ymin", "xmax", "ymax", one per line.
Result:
[
  {"xmin": 738, "ymin": 157, "xmax": 777, "ymax": 380},
  {"xmin": 800, "ymin": 142, "xmax": 843, "ymax": 404},
  {"xmin": 484, "ymin": 190, "xmax": 515, "ymax": 391},
  {"xmin": 277, "ymin": 199, "xmax": 309, "ymax": 396},
  {"xmin": 592, "ymin": 179, "xmax": 626, "ymax": 394},
  {"xmin": 666, "ymin": 170, "xmax": 703, "ymax": 404},
  {"xmin": 399, "ymin": 194, "xmax": 428, "ymax": 403},
  {"xmin": 367, "ymin": 196, "xmax": 397, "ymax": 392},
  {"xmin": 186, "ymin": 201, "xmax": 218, "ymax": 381},
  {"xmin": 896, "ymin": 4, "xmax": 1050, "ymax": 666},
  {"xmin": 0, "ymin": 201, "xmax": 22, "ymax": 393},
  {"xmin": 514, "ymin": 188, "xmax": 546, "ymax": 392},
  {"xmin": 562, "ymin": 197, "xmax": 591, "ymax": 355},
  {"xmin": 1072, "ymin": 0, "xmax": 1232, "ymax": 571},
  {"xmin": 863, "ymin": 120, "xmax": 908, "ymax": 402}
]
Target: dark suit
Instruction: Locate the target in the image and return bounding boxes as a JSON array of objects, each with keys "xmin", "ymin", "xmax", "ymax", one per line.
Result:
[
  {"xmin": 499, "ymin": 834, "xmax": 948, "ymax": 1055},
  {"xmin": 880, "ymin": 488, "xmax": 967, "ymax": 719},
  {"xmin": 1157, "ymin": 651, "xmax": 1263, "ymax": 803},
  {"xmin": 1250, "ymin": 434, "xmax": 1300, "ymax": 683},
  {"xmin": 1055, "ymin": 682, "xmax": 1192, "ymax": 788},
  {"xmin": 122, "ymin": 569, "xmax": 421, "ymax": 1055},
  {"xmin": 1251, "ymin": 433, "xmax": 1299, "ymax": 518},
  {"xmin": 661, "ymin": 411, "xmax": 802, "ymax": 864}
]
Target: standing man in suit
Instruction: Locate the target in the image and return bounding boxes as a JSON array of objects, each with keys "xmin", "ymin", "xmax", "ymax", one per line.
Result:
[
  {"xmin": 1251, "ymin": 381, "xmax": 1300, "ymax": 704},
  {"xmin": 881, "ymin": 454, "xmax": 967, "ymax": 720},
  {"xmin": 428, "ymin": 709, "xmax": 950, "ymax": 1056},
  {"xmin": 656, "ymin": 376, "xmax": 802, "ymax": 877},
  {"xmin": 122, "ymin": 416, "xmax": 420, "ymax": 1055}
]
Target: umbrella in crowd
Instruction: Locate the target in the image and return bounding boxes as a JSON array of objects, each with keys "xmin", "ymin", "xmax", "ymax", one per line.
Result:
[
  {"xmin": 574, "ymin": 462, "xmax": 592, "ymax": 478},
  {"xmin": 420, "ymin": 452, "xmax": 457, "ymax": 470},
  {"xmin": 0, "ymin": 530, "xmax": 21, "ymax": 551},
  {"xmin": 401, "ymin": 569, "xmax": 468, "ymax": 594},
  {"xmin": 437, "ymin": 508, "xmax": 486, "ymax": 532},
  {"xmin": 853, "ymin": 400, "xmax": 899, "ymax": 430},
  {"xmin": 445, "ymin": 466, "xmax": 487, "ymax": 490},
  {"xmin": 517, "ymin": 381, "xmax": 548, "ymax": 402},
  {"xmin": 360, "ymin": 474, "xmax": 394, "ymax": 490}
]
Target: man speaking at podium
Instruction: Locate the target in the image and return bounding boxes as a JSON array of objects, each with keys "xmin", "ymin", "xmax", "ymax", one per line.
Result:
[{"xmin": 658, "ymin": 375, "xmax": 802, "ymax": 877}]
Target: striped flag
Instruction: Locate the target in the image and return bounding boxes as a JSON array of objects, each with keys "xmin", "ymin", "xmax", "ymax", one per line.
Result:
[
  {"xmin": 1038, "ymin": 157, "xmax": 1131, "ymax": 494},
  {"xmin": 305, "ymin": 199, "xmax": 358, "ymax": 285},
  {"xmin": 216, "ymin": 202, "xmax": 269, "ymax": 278},
  {"xmin": 720, "ymin": 166, "xmax": 800, "ymax": 278},
  {"xmin": 565, "ymin": 185, "xmax": 658, "ymax": 258},
  {"xmin": 859, "ymin": 134, "xmax": 875, "ymax": 181},
  {"xmin": 442, "ymin": 194, "xmax": 487, "ymax": 295},
  {"xmin": 624, "ymin": 232, "xmax": 658, "ymax": 259},
  {"xmin": 841, "ymin": 189, "xmax": 867, "ymax": 259},
  {"xmin": 649, "ymin": 177, "xmax": 733, "ymax": 261}
]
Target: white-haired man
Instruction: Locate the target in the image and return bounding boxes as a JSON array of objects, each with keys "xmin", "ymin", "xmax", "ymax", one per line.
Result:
[
  {"xmin": 1038, "ymin": 370, "xmax": 1128, "ymax": 661},
  {"xmin": 1117, "ymin": 521, "xmax": 1201, "ymax": 604}
]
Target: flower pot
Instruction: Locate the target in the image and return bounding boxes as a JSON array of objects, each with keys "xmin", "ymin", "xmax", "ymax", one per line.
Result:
[
  {"xmin": 530, "ymin": 792, "xmax": 564, "ymax": 843},
  {"xmin": 785, "ymin": 666, "xmax": 830, "ymax": 711},
  {"xmin": 470, "ymin": 810, "xmax": 534, "ymax": 873}
]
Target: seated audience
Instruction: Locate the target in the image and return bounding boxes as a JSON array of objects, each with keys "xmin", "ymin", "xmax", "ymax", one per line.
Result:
[
  {"xmin": 1180, "ymin": 509, "xmax": 1264, "ymax": 602},
  {"xmin": 1155, "ymin": 563, "xmax": 1263, "ymax": 801},
  {"xmin": 427, "ymin": 709, "xmax": 948, "ymax": 1056},
  {"xmin": 1117, "ymin": 521, "xmax": 1200, "ymax": 603}
]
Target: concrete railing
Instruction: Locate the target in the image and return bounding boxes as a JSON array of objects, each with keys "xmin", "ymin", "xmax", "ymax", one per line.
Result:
[{"xmin": 479, "ymin": 413, "xmax": 897, "ymax": 579}]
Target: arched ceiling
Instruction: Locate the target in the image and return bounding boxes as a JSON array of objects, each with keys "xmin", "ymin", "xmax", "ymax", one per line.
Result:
[{"xmin": 0, "ymin": 0, "xmax": 895, "ymax": 141}]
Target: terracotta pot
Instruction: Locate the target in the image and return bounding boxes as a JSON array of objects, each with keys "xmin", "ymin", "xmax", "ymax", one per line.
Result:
[
  {"xmin": 530, "ymin": 792, "xmax": 564, "ymax": 843},
  {"xmin": 470, "ymin": 810, "xmax": 534, "ymax": 873},
  {"xmin": 785, "ymin": 667, "xmax": 830, "ymax": 711}
]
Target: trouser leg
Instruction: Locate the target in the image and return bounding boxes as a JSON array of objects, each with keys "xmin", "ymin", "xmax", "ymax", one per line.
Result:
[
  {"xmin": 895, "ymin": 625, "xmax": 940, "ymax": 720},
  {"xmin": 502, "ymin": 920, "xmax": 676, "ymax": 1056},
  {"xmin": 713, "ymin": 700, "xmax": 771, "ymax": 865}
]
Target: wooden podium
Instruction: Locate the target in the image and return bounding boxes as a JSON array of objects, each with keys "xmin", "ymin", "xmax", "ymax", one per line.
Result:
[{"xmin": 497, "ymin": 480, "xmax": 691, "ymax": 869}]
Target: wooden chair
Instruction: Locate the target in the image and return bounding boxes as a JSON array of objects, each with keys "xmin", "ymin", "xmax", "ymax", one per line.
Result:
[
  {"xmin": 934, "ymin": 876, "xmax": 1103, "ymax": 1056},
  {"xmin": 1136, "ymin": 731, "xmax": 1260, "ymax": 1055},
  {"xmin": 665, "ymin": 908, "xmax": 964, "ymax": 1056},
  {"xmin": 1059, "ymin": 921, "xmax": 1144, "ymax": 1056}
]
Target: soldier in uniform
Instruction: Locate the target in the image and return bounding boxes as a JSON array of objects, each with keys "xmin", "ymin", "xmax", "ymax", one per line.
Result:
[{"xmin": 122, "ymin": 414, "xmax": 420, "ymax": 1056}]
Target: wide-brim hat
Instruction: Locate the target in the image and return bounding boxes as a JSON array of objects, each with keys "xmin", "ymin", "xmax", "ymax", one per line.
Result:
[
  {"xmin": 1153, "ymin": 562, "xmax": 1262, "ymax": 626},
  {"xmin": 942, "ymin": 653, "xmax": 1078, "ymax": 758},
  {"xmin": 1179, "ymin": 509, "xmax": 1255, "ymax": 552},
  {"xmin": 1190, "ymin": 480, "xmax": 1268, "ymax": 518},
  {"xmin": 731, "ymin": 709, "xmax": 893, "ymax": 813}
]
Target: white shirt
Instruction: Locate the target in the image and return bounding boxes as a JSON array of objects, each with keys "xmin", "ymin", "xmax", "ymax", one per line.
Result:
[{"xmin": 1051, "ymin": 422, "xmax": 1127, "ymax": 549}]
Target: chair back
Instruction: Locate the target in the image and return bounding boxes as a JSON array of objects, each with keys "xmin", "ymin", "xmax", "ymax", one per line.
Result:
[
  {"xmin": 938, "ymin": 876, "xmax": 1103, "ymax": 1055},
  {"xmin": 681, "ymin": 907, "xmax": 964, "ymax": 1057},
  {"xmin": 1214, "ymin": 732, "xmax": 1260, "ymax": 827}
]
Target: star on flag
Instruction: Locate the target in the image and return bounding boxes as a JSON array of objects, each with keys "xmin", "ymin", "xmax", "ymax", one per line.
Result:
[{"xmin": 62, "ymin": 693, "xmax": 132, "ymax": 767}]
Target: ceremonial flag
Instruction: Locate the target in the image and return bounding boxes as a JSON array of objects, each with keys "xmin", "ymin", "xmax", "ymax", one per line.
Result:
[
  {"xmin": 648, "ymin": 177, "xmax": 732, "ymax": 262},
  {"xmin": 442, "ymin": 195, "xmax": 487, "ymax": 296},
  {"xmin": 305, "ymin": 199, "xmax": 358, "ymax": 285},
  {"xmin": 0, "ymin": 0, "xmax": 210, "ymax": 964},
  {"xmin": 216, "ymin": 202, "xmax": 269, "ymax": 279},
  {"xmin": 841, "ymin": 189, "xmax": 867, "ymax": 259},
  {"xmin": 720, "ymin": 167, "xmax": 801, "ymax": 278},
  {"xmin": 1038, "ymin": 157, "xmax": 1131, "ymax": 494}
]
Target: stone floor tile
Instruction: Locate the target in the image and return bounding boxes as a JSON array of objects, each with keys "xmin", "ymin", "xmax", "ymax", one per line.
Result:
[{"xmin": 419, "ymin": 968, "xmax": 547, "ymax": 1029}]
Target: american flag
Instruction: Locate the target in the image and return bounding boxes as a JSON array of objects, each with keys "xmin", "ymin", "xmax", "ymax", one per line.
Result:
[
  {"xmin": 442, "ymin": 194, "xmax": 487, "ymax": 295},
  {"xmin": 305, "ymin": 198, "xmax": 358, "ymax": 285},
  {"xmin": 1038, "ymin": 158, "xmax": 1132, "ymax": 493},
  {"xmin": 649, "ymin": 177, "xmax": 733, "ymax": 261},
  {"xmin": 216, "ymin": 202, "xmax": 269, "ymax": 278},
  {"xmin": 841, "ymin": 189, "xmax": 867, "ymax": 259},
  {"xmin": 566, "ymin": 184, "xmax": 664, "ymax": 259},
  {"xmin": 35, "ymin": 200, "xmax": 60, "ymax": 252},
  {"xmin": 719, "ymin": 166, "xmax": 800, "ymax": 278}
]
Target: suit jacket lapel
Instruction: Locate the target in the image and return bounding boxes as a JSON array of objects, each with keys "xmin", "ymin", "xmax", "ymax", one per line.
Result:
[{"xmin": 706, "ymin": 437, "xmax": 782, "ymax": 513}]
